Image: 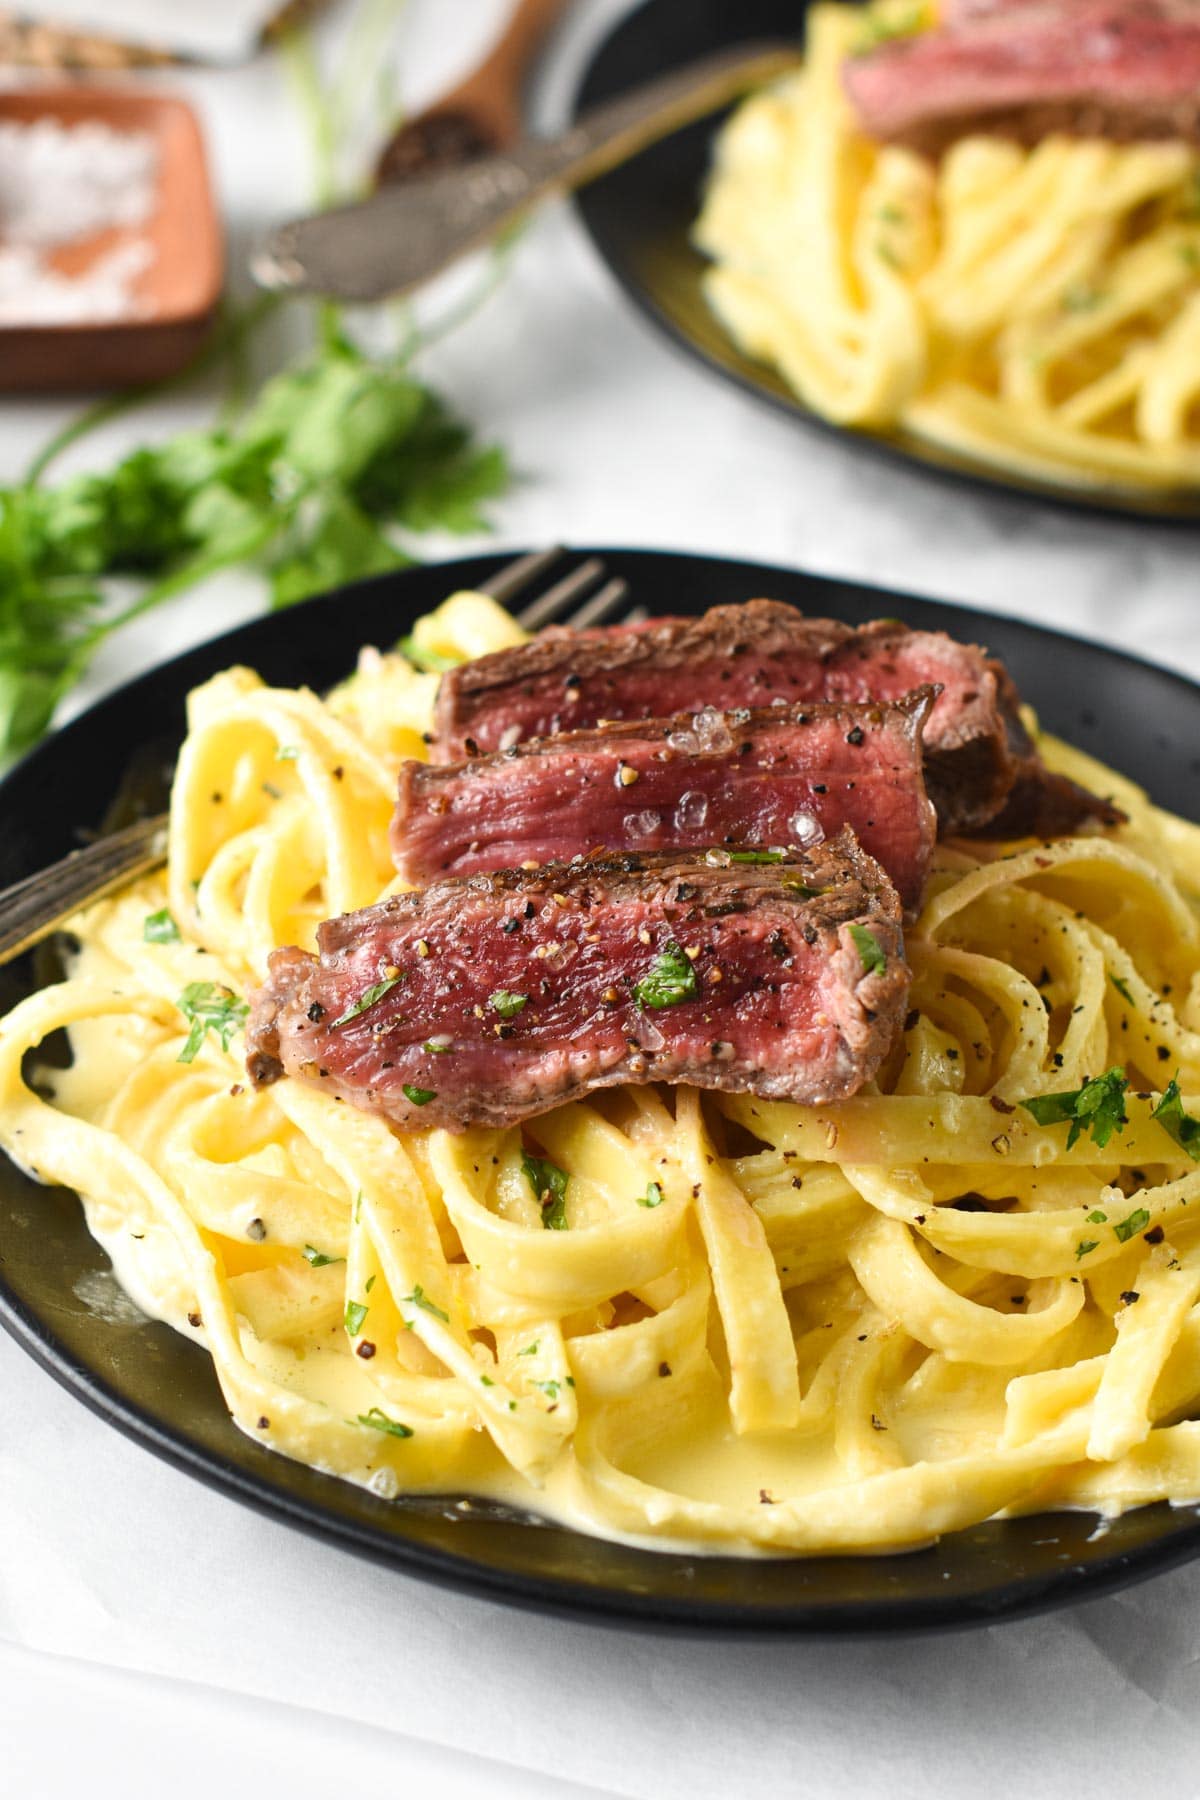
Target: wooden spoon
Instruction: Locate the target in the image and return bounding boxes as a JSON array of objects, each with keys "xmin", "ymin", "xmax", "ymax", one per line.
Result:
[{"xmin": 375, "ymin": 0, "xmax": 568, "ymax": 184}]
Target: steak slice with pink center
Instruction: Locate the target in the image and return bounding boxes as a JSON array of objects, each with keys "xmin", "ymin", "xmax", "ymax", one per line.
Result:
[
  {"xmin": 843, "ymin": 0, "xmax": 1200, "ymax": 151},
  {"xmin": 392, "ymin": 693, "xmax": 937, "ymax": 917},
  {"xmin": 246, "ymin": 829, "xmax": 909, "ymax": 1133},
  {"xmin": 428, "ymin": 598, "xmax": 1118, "ymax": 838}
]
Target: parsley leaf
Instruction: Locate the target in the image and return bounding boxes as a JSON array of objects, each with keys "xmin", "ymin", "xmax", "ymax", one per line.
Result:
[
  {"xmin": 1153, "ymin": 1077, "xmax": 1200, "ymax": 1162},
  {"xmin": 400, "ymin": 1284, "xmax": 449, "ymax": 1323},
  {"xmin": 489, "ymin": 990, "xmax": 528, "ymax": 1019},
  {"xmin": 143, "ymin": 908, "xmax": 180, "ymax": 944},
  {"xmin": 633, "ymin": 942, "xmax": 697, "ymax": 1010},
  {"xmin": 1020, "ymin": 1068, "xmax": 1129, "ymax": 1151},
  {"xmin": 402, "ymin": 1083, "xmax": 436, "ymax": 1107},
  {"xmin": 727, "ymin": 849, "xmax": 785, "ymax": 864},
  {"xmin": 1075, "ymin": 1238, "xmax": 1100, "ymax": 1261},
  {"xmin": 638, "ymin": 1181, "xmax": 665, "ymax": 1209},
  {"xmin": 398, "ymin": 636, "xmax": 462, "ymax": 673},
  {"xmin": 0, "ymin": 327, "xmax": 508, "ymax": 761},
  {"xmin": 344, "ymin": 1299, "xmax": 368, "ymax": 1336},
  {"xmin": 1114, "ymin": 1207, "xmax": 1152, "ymax": 1243},
  {"xmin": 1110, "ymin": 974, "xmax": 1135, "ymax": 1005},
  {"xmin": 302, "ymin": 1244, "xmax": 344, "ymax": 1268},
  {"xmin": 356, "ymin": 1407, "xmax": 413, "ymax": 1439},
  {"xmin": 330, "ymin": 972, "xmax": 403, "ymax": 1028},
  {"xmin": 848, "ymin": 924, "xmax": 887, "ymax": 975},
  {"xmin": 176, "ymin": 981, "xmax": 248, "ymax": 1064},
  {"xmin": 522, "ymin": 1151, "xmax": 569, "ymax": 1230}
]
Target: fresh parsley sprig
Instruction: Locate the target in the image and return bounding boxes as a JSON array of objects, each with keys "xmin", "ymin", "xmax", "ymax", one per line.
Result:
[
  {"xmin": 848, "ymin": 924, "xmax": 887, "ymax": 976},
  {"xmin": 521, "ymin": 1151, "xmax": 569, "ymax": 1230},
  {"xmin": 634, "ymin": 942, "xmax": 698, "ymax": 1010},
  {"xmin": 1020, "ymin": 1068, "xmax": 1129, "ymax": 1151},
  {"xmin": 176, "ymin": 982, "xmax": 249, "ymax": 1064},
  {"xmin": 1153, "ymin": 1077, "xmax": 1200, "ymax": 1161}
]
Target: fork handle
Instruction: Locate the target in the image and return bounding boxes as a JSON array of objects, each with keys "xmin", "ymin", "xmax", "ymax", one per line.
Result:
[
  {"xmin": 0, "ymin": 813, "xmax": 168, "ymax": 968},
  {"xmin": 253, "ymin": 40, "xmax": 798, "ymax": 303}
]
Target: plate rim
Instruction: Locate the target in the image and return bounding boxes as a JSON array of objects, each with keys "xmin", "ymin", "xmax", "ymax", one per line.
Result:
[
  {"xmin": 5, "ymin": 544, "xmax": 1200, "ymax": 1635},
  {"xmin": 570, "ymin": 0, "xmax": 1200, "ymax": 526}
]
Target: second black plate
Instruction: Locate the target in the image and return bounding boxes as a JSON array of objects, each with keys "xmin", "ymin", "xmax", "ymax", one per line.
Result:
[
  {"xmin": 3, "ymin": 548, "xmax": 1200, "ymax": 1633},
  {"xmin": 573, "ymin": 0, "xmax": 1200, "ymax": 524}
]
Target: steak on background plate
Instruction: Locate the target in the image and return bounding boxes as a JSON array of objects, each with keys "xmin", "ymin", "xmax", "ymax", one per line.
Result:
[
  {"xmin": 393, "ymin": 692, "xmax": 937, "ymax": 916},
  {"xmin": 247, "ymin": 830, "xmax": 909, "ymax": 1133},
  {"xmin": 844, "ymin": 0, "xmax": 1200, "ymax": 152}
]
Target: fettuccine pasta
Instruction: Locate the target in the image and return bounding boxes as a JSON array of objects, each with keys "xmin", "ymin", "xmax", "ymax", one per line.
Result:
[
  {"xmin": 4, "ymin": 589, "xmax": 1200, "ymax": 1555},
  {"xmin": 694, "ymin": 0, "xmax": 1200, "ymax": 492}
]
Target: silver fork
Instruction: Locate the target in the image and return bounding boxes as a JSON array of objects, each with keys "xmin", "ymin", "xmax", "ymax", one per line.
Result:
[{"xmin": 0, "ymin": 550, "xmax": 643, "ymax": 967}]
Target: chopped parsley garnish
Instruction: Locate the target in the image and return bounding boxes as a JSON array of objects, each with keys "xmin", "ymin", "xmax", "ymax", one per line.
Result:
[
  {"xmin": 302, "ymin": 1244, "xmax": 344, "ymax": 1268},
  {"xmin": 517, "ymin": 1340, "xmax": 540, "ymax": 1357},
  {"xmin": 1152, "ymin": 1076, "xmax": 1200, "ymax": 1162},
  {"xmin": 848, "ymin": 924, "xmax": 887, "ymax": 976},
  {"xmin": 781, "ymin": 879, "xmax": 822, "ymax": 898},
  {"xmin": 1114, "ymin": 1208, "xmax": 1152, "ymax": 1243},
  {"xmin": 1075, "ymin": 1239, "xmax": 1100, "ymax": 1261},
  {"xmin": 1020, "ymin": 1068, "xmax": 1129, "ymax": 1151},
  {"xmin": 356, "ymin": 1407, "xmax": 413, "ymax": 1439},
  {"xmin": 853, "ymin": 0, "xmax": 926, "ymax": 49},
  {"xmin": 1110, "ymin": 974, "xmax": 1135, "ymax": 1005},
  {"xmin": 330, "ymin": 972, "xmax": 403, "ymax": 1028},
  {"xmin": 176, "ymin": 981, "xmax": 248, "ymax": 1064},
  {"xmin": 398, "ymin": 636, "xmax": 462, "ymax": 673},
  {"xmin": 402, "ymin": 1083, "xmax": 436, "ymax": 1107},
  {"xmin": 522, "ymin": 1151, "xmax": 569, "ymax": 1230},
  {"xmin": 638, "ymin": 1181, "xmax": 665, "ymax": 1209},
  {"xmin": 275, "ymin": 744, "xmax": 300, "ymax": 761},
  {"xmin": 344, "ymin": 1299, "xmax": 369, "ymax": 1336},
  {"xmin": 143, "ymin": 908, "xmax": 180, "ymax": 945},
  {"xmin": 422, "ymin": 1039, "xmax": 453, "ymax": 1055},
  {"xmin": 489, "ymin": 990, "xmax": 528, "ymax": 1019},
  {"xmin": 1087, "ymin": 1210, "xmax": 1108, "ymax": 1224},
  {"xmin": 532, "ymin": 1379, "xmax": 561, "ymax": 1401},
  {"xmin": 400, "ymin": 1284, "xmax": 449, "ymax": 1323},
  {"xmin": 633, "ymin": 941, "xmax": 698, "ymax": 1010},
  {"xmin": 727, "ymin": 849, "xmax": 785, "ymax": 864}
]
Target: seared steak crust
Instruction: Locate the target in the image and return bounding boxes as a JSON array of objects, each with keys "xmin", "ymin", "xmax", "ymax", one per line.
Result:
[
  {"xmin": 430, "ymin": 598, "xmax": 1116, "ymax": 839},
  {"xmin": 393, "ymin": 693, "xmax": 938, "ymax": 916},
  {"xmin": 246, "ymin": 830, "xmax": 909, "ymax": 1132}
]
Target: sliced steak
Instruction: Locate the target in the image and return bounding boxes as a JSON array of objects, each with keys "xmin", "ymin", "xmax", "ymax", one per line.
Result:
[
  {"xmin": 392, "ymin": 693, "xmax": 937, "ymax": 916},
  {"xmin": 430, "ymin": 597, "xmax": 1115, "ymax": 838},
  {"xmin": 844, "ymin": 0, "xmax": 1200, "ymax": 151},
  {"xmin": 984, "ymin": 662, "xmax": 1124, "ymax": 838},
  {"xmin": 246, "ymin": 830, "xmax": 909, "ymax": 1132}
]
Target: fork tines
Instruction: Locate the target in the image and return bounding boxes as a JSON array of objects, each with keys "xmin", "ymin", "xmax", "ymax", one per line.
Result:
[{"xmin": 479, "ymin": 547, "xmax": 632, "ymax": 632}]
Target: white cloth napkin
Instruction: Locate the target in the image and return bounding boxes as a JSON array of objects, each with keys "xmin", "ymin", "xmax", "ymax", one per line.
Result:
[
  {"xmin": 5, "ymin": 1324, "xmax": 1200, "ymax": 1800},
  {"xmin": 13, "ymin": 1, "xmax": 288, "ymax": 63}
]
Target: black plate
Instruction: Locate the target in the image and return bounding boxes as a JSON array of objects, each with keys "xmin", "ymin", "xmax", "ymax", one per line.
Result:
[
  {"xmin": 4, "ymin": 547, "xmax": 1200, "ymax": 1635},
  {"xmin": 573, "ymin": 0, "xmax": 1200, "ymax": 524}
]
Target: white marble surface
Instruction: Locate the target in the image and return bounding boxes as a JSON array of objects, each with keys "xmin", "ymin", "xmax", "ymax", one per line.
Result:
[{"xmin": 2, "ymin": 2, "xmax": 1200, "ymax": 1794}]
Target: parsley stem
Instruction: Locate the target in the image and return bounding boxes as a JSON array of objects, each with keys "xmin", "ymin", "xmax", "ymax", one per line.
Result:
[{"xmin": 23, "ymin": 293, "xmax": 281, "ymax": 489}]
